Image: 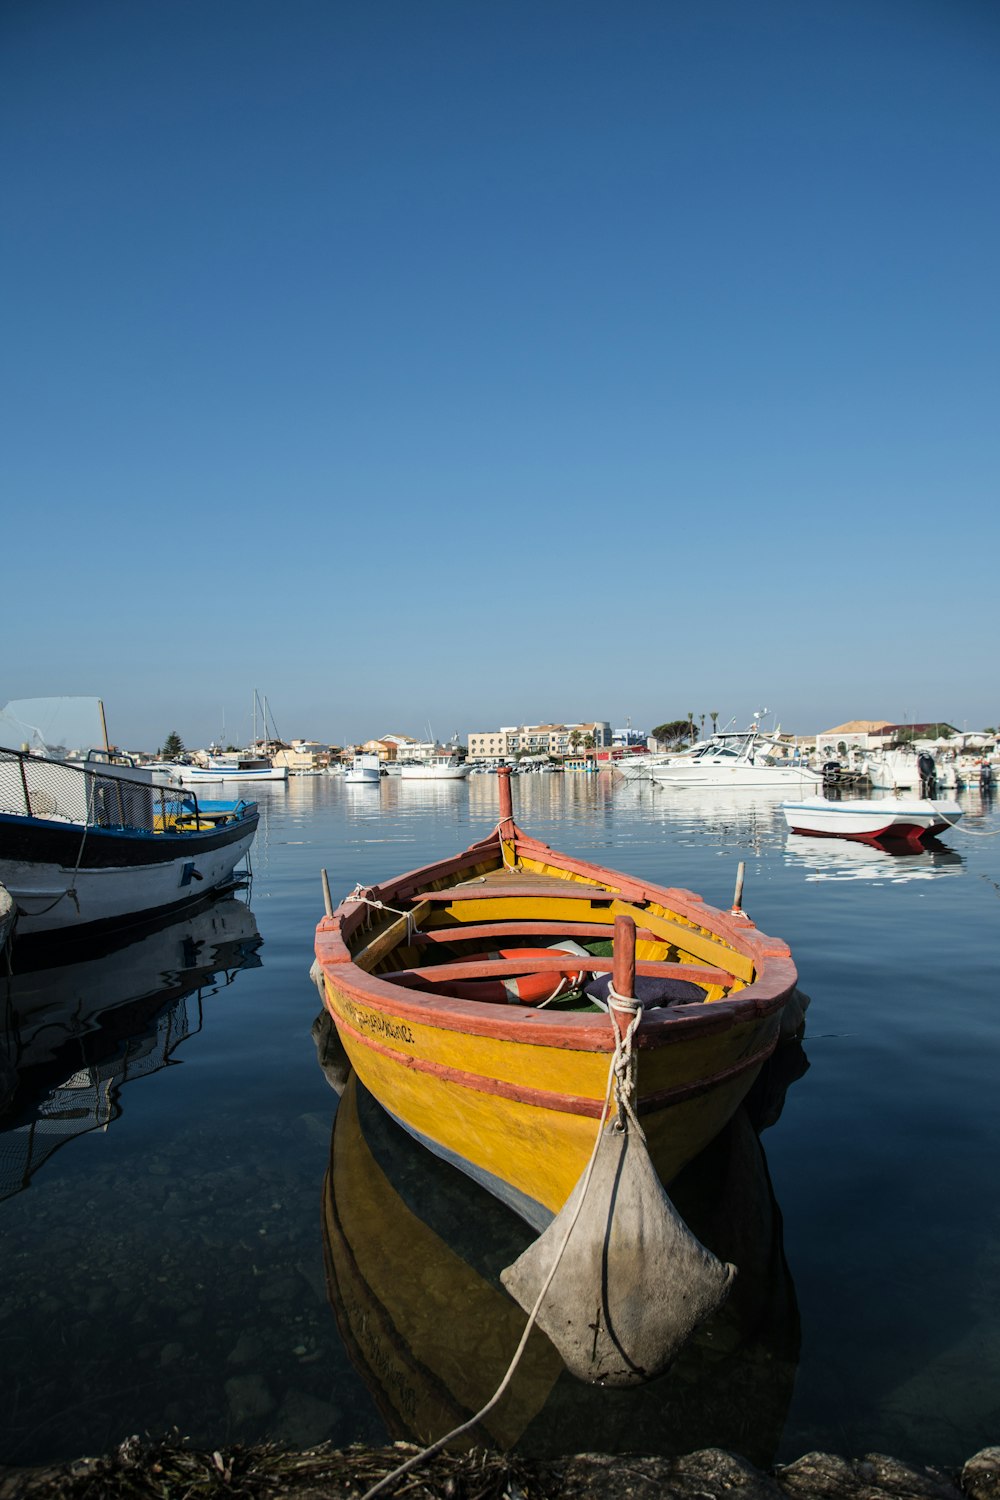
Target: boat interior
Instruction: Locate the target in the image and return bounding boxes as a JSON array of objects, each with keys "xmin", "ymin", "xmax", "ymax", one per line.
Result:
[
  {"xmin": 152, "ymin": 798, "xmax": 256, "ymax": 835},
  {"xmin": 336, "ymin": 840, "xmax": 756, "ymax": 1015}
]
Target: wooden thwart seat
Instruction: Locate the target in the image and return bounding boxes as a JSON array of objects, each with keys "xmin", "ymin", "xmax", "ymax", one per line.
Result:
[
  {"xmin": 411, "ymin": 876, "xmax": 619, "ymax": 903},
  {"xmin": 383, "ymin": 956, "xmax": 735, "ymax": 987}
]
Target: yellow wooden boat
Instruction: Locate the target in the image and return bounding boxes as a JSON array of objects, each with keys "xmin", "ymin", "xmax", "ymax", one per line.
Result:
[{"xmin": 314, "ymin": 768, "xmax": 799, "ymax": 1232}]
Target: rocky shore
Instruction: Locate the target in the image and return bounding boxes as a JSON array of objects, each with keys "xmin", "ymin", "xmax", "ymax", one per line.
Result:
[{"xmin": 1, "ymin": 1439, "xmax": 998, "ymax": 1500}]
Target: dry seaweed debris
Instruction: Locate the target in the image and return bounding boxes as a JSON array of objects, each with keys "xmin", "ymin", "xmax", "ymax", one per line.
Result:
[
  {"xmin": 2, "ymin": 1438, "xmax": 998, "ymax": 1500},
  {"xmin": 0, "ymin": 1439, "xmax": 548, "ymax": 1500}
]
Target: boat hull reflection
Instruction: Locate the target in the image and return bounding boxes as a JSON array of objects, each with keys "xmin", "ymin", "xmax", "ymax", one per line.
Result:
[
  {"xmin": 0, "ymin": 895, "xmax": 262, "ymax": 1198},
  {"xmin": 784, "ymin": 833, "xmax": 963, "ymax": 882},
  {"xmin": 322, "ymin": 1054, "xmax": 802, "ymax": 1466}
]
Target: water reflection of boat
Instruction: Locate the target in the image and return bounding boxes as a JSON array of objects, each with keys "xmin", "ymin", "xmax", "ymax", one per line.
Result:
[
  {"xmin": 0, "ymin": 881, "xmax": 13, "ymax": 951},
  {"xmin": 0, "ymin": 895, "xmax": 262, "ymax": 1199},
  {"xmin": 783, "ymin": 833, "xmax": 964, "ymax": 883},
  {"xmin": 611, "ymin": 781, "xmax": 792, "ymax": 856},
  {"xmin": 320, "ymin": 1056, "xmax": 802, "ymax": 1466}
]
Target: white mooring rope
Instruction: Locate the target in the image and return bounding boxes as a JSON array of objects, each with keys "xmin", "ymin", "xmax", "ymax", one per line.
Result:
[
  {"xmin": 359, "ymin": 997, "xmax": 643, "ymax": 1500},
  {"xmin": 346, "ymin": 886, "xmax": 420, "ymax": 945},
  {"xmin": 932, "ymin": 810, "xmax": 1000, "ymax": 837}
]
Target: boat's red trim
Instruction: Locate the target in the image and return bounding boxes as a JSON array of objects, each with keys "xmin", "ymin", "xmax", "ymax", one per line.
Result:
[
  {"xmin": 316, "ymin": 928, "xmax": 795, "ymax": 1047},
  {"xmin": 315, "ymin": 822, "xmax": 798, "ymax": 1047},
  {"xmin": 331, "ymin": 1008, "xmax": 778, "ymax": 1116},
  {"xmin": 789, "ymin": 821, "xmax": 932, "ymax": 845}
]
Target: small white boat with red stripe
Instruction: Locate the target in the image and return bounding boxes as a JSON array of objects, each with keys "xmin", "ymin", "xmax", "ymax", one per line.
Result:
[{"xmin": 780, "ymin": 795, "xmax": 962, "ymax": 845}]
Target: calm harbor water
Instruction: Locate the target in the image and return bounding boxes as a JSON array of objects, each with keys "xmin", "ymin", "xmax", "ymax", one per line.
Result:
[{"xmin": 2, "ymin": 772, "xmax": 999, "ymax": 1471}]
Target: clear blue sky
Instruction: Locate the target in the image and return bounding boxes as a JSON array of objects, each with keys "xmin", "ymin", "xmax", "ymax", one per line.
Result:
[{"xmin": 4, "ymin": 0, "xmax": 998, "ymax": 750}]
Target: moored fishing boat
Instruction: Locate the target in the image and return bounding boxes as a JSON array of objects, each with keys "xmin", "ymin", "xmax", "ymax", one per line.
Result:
[
  {"xmin": 0, "ymin": 745, "xmax": 259, "ymax": 944},
  {"xmin": 781, "ymin": 795, "xmax": 962, "ymax": 845},
  {"xmin": 171, "ymin": 690, "xmax": 289, "ymax": 783},
  {"xmin": 343, "ymin": 753, "xmax": 382, "ymax": 784},
  {"xmin": 314, "ymin": 767, "xmax": 801, "ymax": 1385},
  {"xmin": 171, "ymin": 754, "xmax": 287, "ymax": 784}
]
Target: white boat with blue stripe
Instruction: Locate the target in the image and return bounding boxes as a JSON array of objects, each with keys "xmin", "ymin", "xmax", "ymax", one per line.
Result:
[{"xmin": 171, "ymin": 753, "xmax": 287, "ymax": 784}]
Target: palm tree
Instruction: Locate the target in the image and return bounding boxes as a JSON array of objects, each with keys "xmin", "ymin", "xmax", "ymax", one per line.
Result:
[{"xmin": 710, "ymin": 711, "xmax": 719, "ymax": 736}]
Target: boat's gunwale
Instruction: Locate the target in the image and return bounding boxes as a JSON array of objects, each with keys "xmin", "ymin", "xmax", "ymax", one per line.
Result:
[
  {"xmin": 315, "ymin": 826, "xmax": 797, "ymax": 1049},
  {"xmin": 0, "ymin": 804, "xmax": 260, "ymax": 864}
]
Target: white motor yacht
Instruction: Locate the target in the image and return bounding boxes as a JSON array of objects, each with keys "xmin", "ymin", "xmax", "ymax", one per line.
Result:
[
  {"xmin": 650, "ymin": 727, "xmax": 822, "ymax": 789},
  {"xmin": 399, "ymin": 757, "xmax": 470, "ymax": 781}
]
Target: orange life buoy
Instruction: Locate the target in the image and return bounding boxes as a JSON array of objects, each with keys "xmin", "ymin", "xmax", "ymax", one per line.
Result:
[{"xmin": 446, "ymin": 942, "xmax": 591, "ymax": 1005}]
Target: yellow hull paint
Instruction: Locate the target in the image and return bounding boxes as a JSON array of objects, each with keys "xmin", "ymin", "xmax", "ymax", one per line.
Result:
[{"xmin": 323, "ymin": 974, "xmax": 777, "ymax": 1217}]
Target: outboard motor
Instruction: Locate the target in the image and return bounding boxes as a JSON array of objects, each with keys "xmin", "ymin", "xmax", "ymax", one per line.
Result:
[
  {"xmin": 822, "ymin": 760, "xmax": 842, "ymax": 785},
  {"xmin": 917, "ymin": 751, "xmax": 936, "ymax": 799},
  {"xmin": 981, "ymin": 762, "xmax": 994, "ymax": 793}
]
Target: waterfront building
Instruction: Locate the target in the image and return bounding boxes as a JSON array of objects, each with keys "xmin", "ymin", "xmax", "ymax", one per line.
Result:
[
  {"xmin": 271, "ymin": 739, "xmax": 332, "ymax": 772},
  {"xmin": 467, "ymin": 721, "xmax": 611, "ymax": 762},
  {"xmin": 364, "ymin": 734, "xmax": 421, "ymax": 763},
  {"xmin": 812, "ymin": 720, "xmax": 967, "ymax": 759},
  {"xmin": 363, "ymin": 734, "xmax": 465, "ymax": 766}
]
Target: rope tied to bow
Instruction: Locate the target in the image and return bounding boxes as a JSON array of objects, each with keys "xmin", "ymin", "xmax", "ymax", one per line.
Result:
[
  {"xmin": 488, "ymin": 820, "xmax": 517, "ymax": 869},
  {"xmin": 606, "ymin": 983, "xmax": 644, "ymax": 1139},
  {"xmin": 346, "ymin": 885, "xmax": 419, "ymax": 946}
]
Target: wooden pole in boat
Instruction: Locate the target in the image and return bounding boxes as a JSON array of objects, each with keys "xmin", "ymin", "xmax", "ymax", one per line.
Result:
[
  {"xmin": 611, "ymin": 911, "xmax": 637, "ymax": 1041},
  {"xmin": 731, "ymin": 860, "xmax": 746, "ymax": 915},
  {"xmin": 320, "ymin": 867, "xmax": 333, "ymax": 918},
  {"xmin": 612, "ymin": 912, "xmax": 636, "ymax": 999},
  {"xmin": 496, "ymin": 764, "xmax": 516, "ymax": 842}
]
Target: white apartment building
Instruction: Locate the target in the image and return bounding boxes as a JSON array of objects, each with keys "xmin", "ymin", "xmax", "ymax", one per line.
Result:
[
  {"xmin": 364, "ymin": 735, "xmax": 462, "ymax": 764},
  {"xmin": 467, "ymin": 721, "xmax": 611, "ymax": 761},
  {"xmin": 363, "ymin": 734, "xmax": 420, "ymax": 763}
]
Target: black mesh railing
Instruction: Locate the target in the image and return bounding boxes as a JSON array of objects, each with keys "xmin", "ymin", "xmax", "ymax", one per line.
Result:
[{"xmin": 0, "ymin": 747, "xmax": 208, "ymax": 833}]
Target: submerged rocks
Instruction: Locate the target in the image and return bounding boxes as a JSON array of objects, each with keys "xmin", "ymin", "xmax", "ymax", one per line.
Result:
[
  {"xmin": 775, "ymin": 1450, "xmax": 963, "ymax": 1499},
  {"xmin": 558, "ymin": 1449, "xmax": 784, "ymax": 1498},
  {"xmin": 223, "ymin": 1372, "xmax": 275, "ymax": 1423},
  {"xmin": 962, "ymin": 1450, "xmax": 1000, "ymax": 1500}
]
